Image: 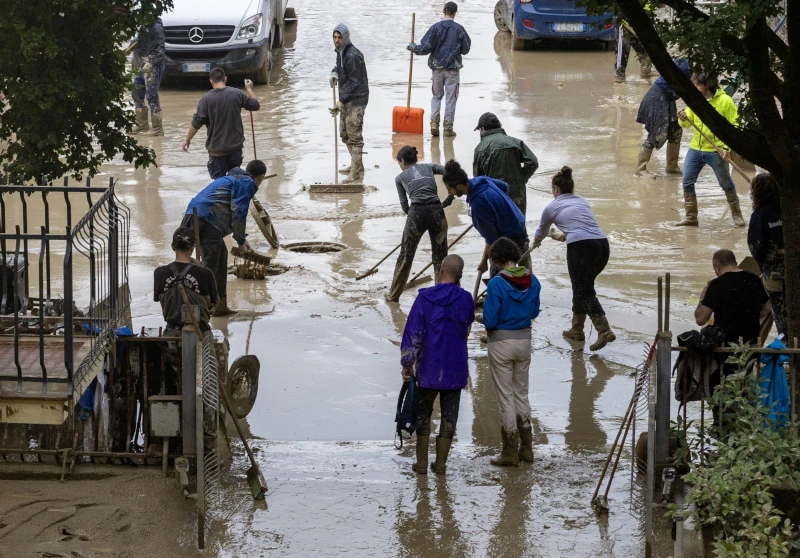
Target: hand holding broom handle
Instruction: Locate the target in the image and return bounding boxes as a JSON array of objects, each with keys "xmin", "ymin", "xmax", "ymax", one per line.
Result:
[{"xmin": 407, "ymin": 13, "xmax": 415, "ymax": 110}]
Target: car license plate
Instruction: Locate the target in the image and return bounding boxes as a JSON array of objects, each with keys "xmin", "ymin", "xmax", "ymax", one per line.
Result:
[
  {"xmin": 183, "ymin": 62, "xmax": 211, "ymax": 73},
  {"xmin": 554, "ymin": 22, "xmax": 584, "ymax": 33}
]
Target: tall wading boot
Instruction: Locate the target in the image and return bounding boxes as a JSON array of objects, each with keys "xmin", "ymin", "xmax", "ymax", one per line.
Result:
[
  {"xmin": 431, "ymin": 120, "xmax": 440, "ymax": 137},
  {"xmin": 430, "ymin": 436, "xmax": 452, "ymax": 475},
  {"xmin": 589, "ymin": 315, "xmax": 617, "ymax": 352},
  {"xmin": 149, "ymin": 111, "xmax": 164, "ymax": 136},
  {"xmin": 213, "ymin": 296, "xmax": 238, "ymax": 317},
  {"xmin": 665, "ymin": 142, "xmax": 682, "ymax": 174},
  {"xmin": 635, "ymin": 146, "xmax": 654, "ymax": 177},
  {"xmin": 490, "ymin": 429, "xmax": 520, "ymax": 467},
  {"xmin": 131, "ymin": 107, "xmax": 149, "ymax": 134},
  {"xmin": 339, "ymin": 144, "xmax": 352, "ymax": 175},
  {"xmin": 517, "ymin": 416, "xmax": 534, "ymax": 463},
  {"xmin": 674, "ymin": 193, "xmax": 699, "ymax": 227},
  {"xmin": 343, "ymin": 146, "xmax": 364, "ymax": 184},
  {"xmin": 562, "ymin": 313, "xmax": 587, "ymax": 342},
  {"xmin": 725, "ymin": 189, "xmax": 746, "ymax": 228},
  {"xmin": 412, "ymin": 435, "xmax": 429, "ymax": 475}
]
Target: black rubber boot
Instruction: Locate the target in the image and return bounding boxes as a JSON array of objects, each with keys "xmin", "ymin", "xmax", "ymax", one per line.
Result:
[{"xmin": 517, "ymin": 416, "xmax": 534, "ymax": 463}]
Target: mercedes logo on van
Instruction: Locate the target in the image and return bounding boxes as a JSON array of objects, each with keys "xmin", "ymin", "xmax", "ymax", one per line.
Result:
[{"xmin": 188, "ymin": 27, "xmax": 204, "ymax": 43}]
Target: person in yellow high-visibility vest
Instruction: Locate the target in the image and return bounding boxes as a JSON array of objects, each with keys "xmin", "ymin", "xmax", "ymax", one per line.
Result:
[{"xmin": 674, "ymin": 74, "xmax": 745, "ymax": 228}]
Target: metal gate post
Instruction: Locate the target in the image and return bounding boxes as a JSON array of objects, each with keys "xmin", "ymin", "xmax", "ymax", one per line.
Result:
[
  {"xmin": 655, "ymin": 330, "xmax": 672, "ymax": 476},
  {"xmin": 181, "ymin": 325, "xmax": 198, "ymax": 456}
]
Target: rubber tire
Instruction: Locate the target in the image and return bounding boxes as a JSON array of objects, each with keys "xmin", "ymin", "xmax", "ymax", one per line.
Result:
[
  {"xmin": 511, "ymin": 18, "xmax": 526, "ymax": 51},
  {"xmin": 494, "ymin": 1, "xmax": 510, "ymax": 33},
  {"xmin": 253, "ymin": 25, "xmax": 274, "ymax": 85},
  {"xmin": 272, "ymin": 22, "xmax": 284, "ymax": 48}
]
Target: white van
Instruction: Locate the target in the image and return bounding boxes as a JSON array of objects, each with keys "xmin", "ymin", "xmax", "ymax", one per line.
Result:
[{"xmin": 161, "ymin": 0, "xmax": 292, "ymax": 84}]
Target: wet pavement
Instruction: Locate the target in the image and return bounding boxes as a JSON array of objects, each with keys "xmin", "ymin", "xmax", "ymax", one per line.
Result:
[{"xmin": 84, "ymin": 0, "xmax": 758, "ymax": 554}]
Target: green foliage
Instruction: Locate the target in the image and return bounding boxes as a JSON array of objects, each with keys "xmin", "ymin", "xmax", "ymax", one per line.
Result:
[
  {"xmin": 675, "ymin": 344, "xmax": 800, "ymax": 557},
  {"xmin": 0, "ymin": 0, "xmax": 173, "ymax": 180}
]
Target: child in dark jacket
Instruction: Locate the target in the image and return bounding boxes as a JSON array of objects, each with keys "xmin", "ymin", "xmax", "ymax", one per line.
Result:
[{"xmin": 483, "ymin": 237, "xmax": 541, "ymax": 467}]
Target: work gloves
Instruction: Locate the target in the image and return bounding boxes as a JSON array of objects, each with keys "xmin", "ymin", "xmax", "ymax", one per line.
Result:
[
  {"xmin": 329, "ymin": 71, "xmax": 338, "ymax": 88},
  {"xmin": 329, "ymin": 101, "xmax": 344, "ymax": 116},
  {"xmin": 532, "ymin": 238, "xmax": 542, "ymax": 250},
  {"xmin": 441, "ymin": 195, "xmax": 455, "ymax": 208},
  {"xmin": 407, "ymin": 42, "xmax": 418, "ymax": 52},
  {"xmin": 548, "ymin": 226, "xmax": 566, "ymax": 242}
]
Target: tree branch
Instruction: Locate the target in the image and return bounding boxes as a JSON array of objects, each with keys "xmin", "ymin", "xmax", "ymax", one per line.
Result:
[{"xmin": 617, "ymin": 0, "xmax": 780, "ymax": 172}]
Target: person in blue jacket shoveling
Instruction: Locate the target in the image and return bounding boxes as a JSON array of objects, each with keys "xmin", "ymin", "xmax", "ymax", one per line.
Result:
[
  {"xmin": 441, "ymin": 160, "xmax": 530, "ymax": 274},
  {"xmin": 400, "ymin": 254, "xmax": 475, "ymax": 475},
  {"xmin": 181, "ymin": 160, "xmax": 268, "ymax": 316}
]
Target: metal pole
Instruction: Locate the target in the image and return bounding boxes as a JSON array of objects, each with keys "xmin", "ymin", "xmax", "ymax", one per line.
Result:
[
  {"xmin": 655, "ymin": 330, "xmax": 672, "ymax": 476},
  {"xmin": 181, "ymin": 324, "xmax": 198, "ymax": 456},
  {"xmin": 645, "ymin": 350, "xmax": 657, "ymax": 557}
]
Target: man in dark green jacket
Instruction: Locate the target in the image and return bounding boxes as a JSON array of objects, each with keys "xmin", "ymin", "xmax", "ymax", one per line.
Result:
[{"xmin": 473, "ymin": 113, "xmax": 539, "ymax": 215}]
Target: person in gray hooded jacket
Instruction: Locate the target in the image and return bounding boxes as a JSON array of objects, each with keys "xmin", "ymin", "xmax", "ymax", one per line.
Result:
[{"xmin": 330, "ymin": 24, "xmax": 369, "ymax": 184}]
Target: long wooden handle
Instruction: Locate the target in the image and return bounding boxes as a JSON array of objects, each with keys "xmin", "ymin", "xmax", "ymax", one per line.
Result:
[
  {"xmin": 407, "ymin": 13, "xmax": 415, "ymax": 109},
  {"xmin": 356, "ymin": 243, "xmax": 402, "ymax": 280},
  {"xmin": 250, "ymin": 112, "xmax": 257, "ymax": 160},
  {"xmin": 333, "ymin": 87, "xmax": 339, "ymax": 185},
  {"xmin": 472, "ymin": 271, "xmax": 484, "ymax": 302},
  {"xmin": 408, "ymin": 224, "xmax": 474, "ymax": 283},
  {"xmin": 686, "ymin": 117, "xmax": 750, "ymax": 182},
  {"xmin": 192, "ymin": 207, "xmax": 203, "ymax": 261}
]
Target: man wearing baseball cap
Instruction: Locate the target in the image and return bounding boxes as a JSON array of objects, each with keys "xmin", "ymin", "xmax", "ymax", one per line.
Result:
[
  {"xmin": 473, "ymin": 112, "xmax": 539, "ymax": 215},
  {"xmin": 407, "ymin": 1, "xmax": 471, "ymax": 137}
]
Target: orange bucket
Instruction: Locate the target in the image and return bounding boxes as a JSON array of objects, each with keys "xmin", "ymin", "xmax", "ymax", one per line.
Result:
[{"xmin": 392, "ymin": 106, "xmax": 425, "ymax": 134}]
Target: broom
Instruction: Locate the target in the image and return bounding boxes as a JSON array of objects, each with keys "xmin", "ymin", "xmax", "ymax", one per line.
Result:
[{"xmin": 392, "ymin": 13, "xmax": 424, "ymax": 134}]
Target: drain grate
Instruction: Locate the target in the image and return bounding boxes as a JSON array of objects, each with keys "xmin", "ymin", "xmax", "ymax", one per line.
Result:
[{"xmin": 283, "ymin": 242, "xmax": 347, "ymax": 254}]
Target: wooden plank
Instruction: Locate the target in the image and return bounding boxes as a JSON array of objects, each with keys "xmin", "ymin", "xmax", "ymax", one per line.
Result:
[{"xmin": 0, "ymin": 396, "xmax": 67, "ymax": 425}]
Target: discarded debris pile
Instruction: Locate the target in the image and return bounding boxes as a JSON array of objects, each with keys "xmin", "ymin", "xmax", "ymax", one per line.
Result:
[{"xmin": 230, "ymin": 247, "xmax": 290, "ymax": 279}]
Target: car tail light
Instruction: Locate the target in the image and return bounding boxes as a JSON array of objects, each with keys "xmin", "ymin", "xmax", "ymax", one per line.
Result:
[
  {"xmin": 522, "ymin": 19, "xmax": 534, "ymax": 29},
  {"xmin": 603, "ymin": 22, "xmax": 614, "ymax": 30}
]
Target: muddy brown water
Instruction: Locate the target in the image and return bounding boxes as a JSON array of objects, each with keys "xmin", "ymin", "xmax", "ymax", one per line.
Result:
[{"xmin": 0, "ymin": 0, "xmax": 758, "ymax": 555}]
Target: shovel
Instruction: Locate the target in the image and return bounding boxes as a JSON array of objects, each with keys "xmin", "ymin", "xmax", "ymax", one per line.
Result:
[
  {"xmin": 404, "ymin": 224, "xmax": 475, "ymax": 289},
  {"xmin": 177, "ymin": 285, "xmax": 268, "ymax": 501},
  {"xmin": 392, "ymin": 13, "xmax": 424, "ymax": 134}
]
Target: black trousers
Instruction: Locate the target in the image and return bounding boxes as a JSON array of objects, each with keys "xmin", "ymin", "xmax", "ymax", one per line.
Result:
[
  {"xmin": 566, "ymin": 238, "xmax": 610, "ymax": 317},
  {"xmin": 180, "ymin": 214, "xmax": 228, "ymax": 298},
  {"xmin": 207, "ymin": 149, "xmax": 243, "ymax": 180},
  {"xmin": 416, "ymin": 386, "xmax": 461, "ymax": 439},
  {"xmin": 387, "ymin": 202, "xmax": 448, "ymax": 301}
]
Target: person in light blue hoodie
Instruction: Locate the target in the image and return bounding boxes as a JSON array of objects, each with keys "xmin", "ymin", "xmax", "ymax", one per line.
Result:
[{"xmin": 482, "ymin": 237, "xmax": 541, "ymax": 467}]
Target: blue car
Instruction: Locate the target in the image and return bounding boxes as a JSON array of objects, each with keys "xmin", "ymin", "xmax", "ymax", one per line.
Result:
[{"xmin": 494, "ymin": 0, "xmax": 616, "ymax": 50}]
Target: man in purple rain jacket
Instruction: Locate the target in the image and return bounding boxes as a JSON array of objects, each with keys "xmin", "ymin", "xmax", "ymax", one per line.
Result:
[{"xmin": 400, "ymin": 254, "xmax": 475, "ymax": 476}]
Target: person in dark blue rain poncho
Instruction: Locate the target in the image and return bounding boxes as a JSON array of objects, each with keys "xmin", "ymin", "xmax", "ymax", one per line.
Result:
[
  {"xmin": 400, "ymin": 254, "xmax": 475, "ymax": 476},
  {"xmin": 182, "ymin": 160, "xmax": 267, "ymax": 316}
]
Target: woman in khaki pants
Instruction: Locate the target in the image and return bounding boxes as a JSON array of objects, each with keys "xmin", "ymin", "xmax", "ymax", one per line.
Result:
[{"xmin": 482, "ymin": 238, "xmax": 542, "ymax": 466}]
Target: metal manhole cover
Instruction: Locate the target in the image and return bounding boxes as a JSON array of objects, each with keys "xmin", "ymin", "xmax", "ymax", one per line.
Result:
[
  {"xmin": 282, "ymin": 242, "xmax": 347, "ymax": 254},
  {"xmin": 227, "ymin": 355, "xmax": 260, "ymax": 419}
]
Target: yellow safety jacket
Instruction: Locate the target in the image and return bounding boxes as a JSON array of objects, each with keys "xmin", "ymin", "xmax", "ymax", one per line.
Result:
[{"xmin": 680, "ymin": 88, "xmax": 739, "ymax": 152}]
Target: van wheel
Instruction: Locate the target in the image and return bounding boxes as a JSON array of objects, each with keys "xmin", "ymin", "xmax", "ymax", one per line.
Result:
[
  {"xmin": 494, "ymin": 1, "xmax": 509, "ymax": 32},
  {"xmin": 272, "ymin": 22, "xmax": 284, "ymax": 48},
  {"xmin": 253, "ymin": 25, "xmax": 275, "ymax": 84},
  {"xmin": 511, "ymin": 18, "xmax": 526, "ymax": 50}
]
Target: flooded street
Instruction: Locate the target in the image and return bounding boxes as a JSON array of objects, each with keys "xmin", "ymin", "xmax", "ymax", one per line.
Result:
[{"xmin": 85, "ymin": 0, "xmax": 754, "ymax": 555}]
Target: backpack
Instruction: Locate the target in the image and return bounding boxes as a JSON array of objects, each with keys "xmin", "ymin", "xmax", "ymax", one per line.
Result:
[
  {"xmin": 673, "ymin": 326, "xmax": 726, "ymax": 404},
  {"xmin": 158, "ymin": 263, "xmax": 210, "ymax": 328},
  {"xmin": 394, "ymin": 378, "xmax": 418, "ymax": 449}
]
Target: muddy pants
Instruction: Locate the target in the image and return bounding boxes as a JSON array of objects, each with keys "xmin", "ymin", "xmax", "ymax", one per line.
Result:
[
  {"xmin": 643, "ymin": 121, "xmax": 682, "ymax": 151},
  {"xmin": 488, "ymin": 335, "xmax": 532, "ymax": 433},
  {"xmin": 615, "ymin": 26, "xmax": 650, "ymax": 79},
  {"xmin": 431, "ymin": 69, "xmax": 460, "ymax": 126},
  {"xmin": 340, "ymin": 104, "xmax": 365, "ymax": 149},
  {"xmin": 133, "ymin": 61, "xmax": 165, "ymax": 112},
  {"xmin": 180, "ymin": 214, "xmax": 229, "ymax": 298},
  {"xmin": 566, "ymin": 238, "xmax": 610, "ymax": 318},
  {"xmin": 387, "ymin": 202, "xmax": 448, "ymax": 302},
  {"xmin": 416, "ymin": 386, "xmax": 461, "ymax": 439},
  {"xmin": 207, "ymin": 149, "xmax": 244, "ymax": 181},
  {"xmin": 681, "ymin": 148, "xmax": 735, "ymax": 195},
  {"xmin": 764, "ymin": 271, "xmax": 788, "ymax": 338}
]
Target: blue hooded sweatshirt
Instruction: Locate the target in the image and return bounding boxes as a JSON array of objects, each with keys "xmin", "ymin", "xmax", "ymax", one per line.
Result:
[
  {"xmin": 759, "ymin": 338, "xmax": 790, "ymax": 429},
  {"xmin": 413, "ymin": 19, "xmax": 472, "ymax": 71},
  {"xmin": 401, "ymin": 282, "xmax": 475, "ymax": 390},
  {"xmin": 483, "ymin": 267, "xmax": 541, "ymax": 339},
  {"xmin": 185, "ymin": 167, "xmax": 257, "ymax": 245},
  {"xmin": 466, "ymin": 176, "xmax": 527, "ymax": 246}
]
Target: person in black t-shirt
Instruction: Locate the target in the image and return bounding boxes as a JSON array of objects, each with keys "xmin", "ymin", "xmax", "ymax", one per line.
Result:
[
  {"xmin": 695, "ymin": 249, "xmax": 770, "ymax": 346},
  {"xmin": 154, "ymin": 227, "xmax": 219, "ymax": 335}
]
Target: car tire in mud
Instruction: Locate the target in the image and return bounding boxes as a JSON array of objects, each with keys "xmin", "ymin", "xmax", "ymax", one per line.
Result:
[
  {"xmin": 511, "ymin": 18, "xmax": 526, "ymax": 50},
  {"xmin": 603, "ymin": 40, "xmax": 616, "ymax": 52},
  {"xmin": 494, "ymin": 1, "xmax": 509, "ymax": 32},
  {"xmin": 253, "ymin": 24, "xmax": 275, "ymax": 85},
  {"xmin": 272, "ymin": 22, "xmax": 285, "ymax": 48}
]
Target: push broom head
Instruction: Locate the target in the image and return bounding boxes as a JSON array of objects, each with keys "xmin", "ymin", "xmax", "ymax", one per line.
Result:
[{"xmin": 392, "ymin": 107, "xmax": 425, "ymax": 134}]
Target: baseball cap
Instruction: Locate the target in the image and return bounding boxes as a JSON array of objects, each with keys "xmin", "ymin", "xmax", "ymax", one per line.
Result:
[
  {"xmin": 474, "ymin": 112, "xmax": 502, "ymax": 131},
  {"xmin": 444, "ymin": 2, "xmax": 458, "ymax": 14}
]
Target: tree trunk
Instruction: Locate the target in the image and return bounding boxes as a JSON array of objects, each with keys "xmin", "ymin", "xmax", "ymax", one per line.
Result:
[{"xmin": 779, "ymin": 171, "xmax": 800, "ymax": 416}]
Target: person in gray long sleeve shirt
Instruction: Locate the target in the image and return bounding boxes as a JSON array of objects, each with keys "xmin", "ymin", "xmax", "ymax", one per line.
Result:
[
  {"xmin": 386, "ymin": 147, "xmax": 451, "ymax": 302},
  {"xmin": 182, "ymin": 68, "xmax": 260, "ymax": 179}
]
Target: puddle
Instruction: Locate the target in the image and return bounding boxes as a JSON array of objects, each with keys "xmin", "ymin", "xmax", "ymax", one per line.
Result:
[{"xmin": 282, "ymin": 242, "xmax": 347, "ymax": 254}]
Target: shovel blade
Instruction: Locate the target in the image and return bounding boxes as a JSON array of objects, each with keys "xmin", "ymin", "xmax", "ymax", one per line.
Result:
[
  {"xmin": 593, "ymin": 495, "xmax": 610, "ymax": 512},
  {"xmin": 247, "ymin": 466, "xmax": 268, "ymax": 500},
  {"xmin": 404, "ymin": 275, "xmax": 432, "ymax": 290}
]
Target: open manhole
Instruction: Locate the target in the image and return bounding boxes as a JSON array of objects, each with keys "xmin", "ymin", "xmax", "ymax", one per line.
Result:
[{"xmin": 283, "ymin": 241, "xmax": 347, "ymax": 254}]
